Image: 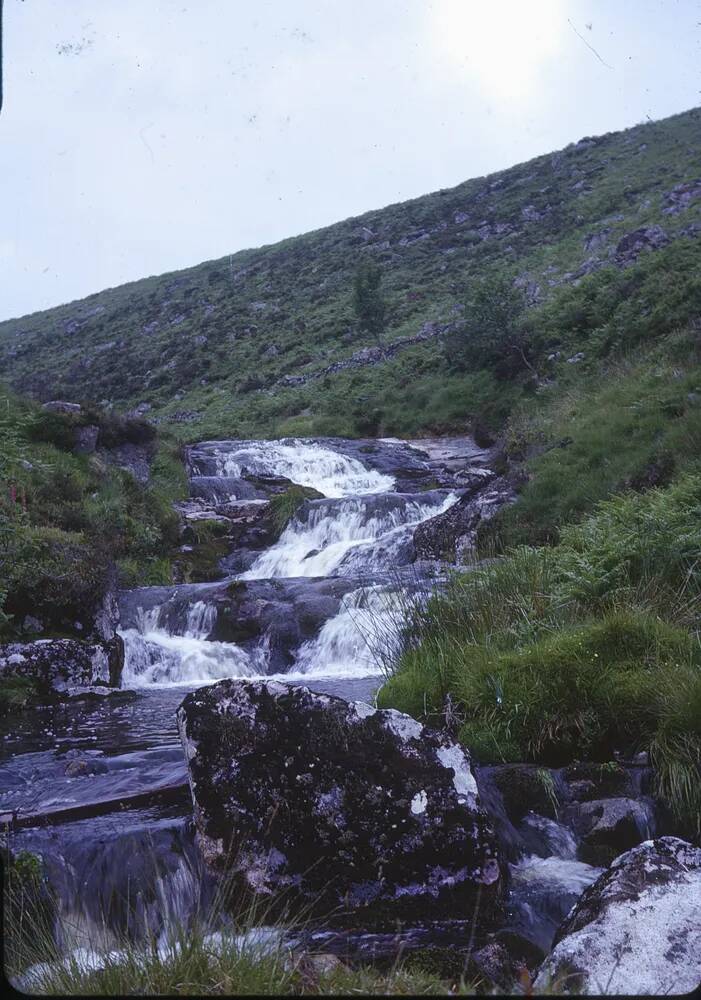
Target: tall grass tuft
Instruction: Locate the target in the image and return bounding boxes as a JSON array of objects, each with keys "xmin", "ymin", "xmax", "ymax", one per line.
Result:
[{"xmin": 379, "ymin": 476, "xmax": 701, "ymax": 831}]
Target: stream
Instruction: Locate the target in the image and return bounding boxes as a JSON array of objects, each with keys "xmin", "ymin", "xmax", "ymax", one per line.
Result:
[{"xmin": 2, "ymin": 436, "xmax": 604, "ymax": 967}]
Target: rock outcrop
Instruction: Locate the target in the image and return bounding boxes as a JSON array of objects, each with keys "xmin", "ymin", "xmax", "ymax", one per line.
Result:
[
  {"xmin": 615, "ymin": 224, "xmax": 670, "ymax": 264},
  {"xmin": 413, "ymin": 477, "xmax": 514, "ymax": 562},
  {"xmin": 534, "ymin": 837, "xmax": 701, "ymax": 995},
  {"xmin": 177, "ymin": 679, "xmax": 503, "ymax": 929},
  {"xmin": 0, "ymin": 636, "xmax": 124, "ymax": 701}
]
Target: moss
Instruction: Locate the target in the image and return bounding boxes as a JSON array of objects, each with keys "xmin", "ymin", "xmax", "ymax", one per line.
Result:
[
  {"xmin": 268, "ymin": 485, "xmax": 324, "ymax": 536},
  {"xmin": 0, "ymin": 676, "xmax": 37, "ymax": 715}
]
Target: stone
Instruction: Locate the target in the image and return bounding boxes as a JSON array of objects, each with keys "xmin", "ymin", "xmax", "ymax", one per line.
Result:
[
  {"xmin": 21, "ymin": 615, "xmax": 44, "ymax": 635},
  {"xmin": 662, "ymin": 179, "xmax": 701, "ymax": 215},
  {"xmin": 99, "ymin": 442, "xmax": 153, "ymax": 484},
  {"xmin": 177, "ymin": 679, "xmax": 503, "ymax": 929},
  {"xmin": 413, "ymin": 479, "xmax": 515, "ymax": 562},
  {"xmin": 0, "ymin": 637, "xmax": 124, "ymax": 701},
  {"xmin": 561, "ymin": 761, "xmax": 634, "ymax": 801},
  {"xmin": 562, "ymin": 797, "xmax": 657, "ymax": 864},
  {"xmin": 534, "ymin": 837, "xmax": 701, "ymax": 995},
  {"xmin": 582, "ymin": 228, "xmax": 610, "ymax": 252},
  {"xmin": 615, "ymin": 224, "xmax": 669, "ymax": 262},
  {"xmin": 73, "ymin": 424, "xmax": 99, "ymax": 454},
  {"xmin": 41, "ymin": 400, "xmax": 81, "ymax": 414}
]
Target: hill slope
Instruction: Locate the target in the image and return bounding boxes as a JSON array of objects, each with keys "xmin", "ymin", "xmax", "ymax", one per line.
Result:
[{"xmin": 1, "ymin": 107, "xmax": 700, "ymax": 441}]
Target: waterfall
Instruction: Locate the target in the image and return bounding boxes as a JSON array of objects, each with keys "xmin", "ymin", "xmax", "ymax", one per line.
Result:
[
  {"xmin": 120, "ymin": 602, "xmax": 269, "ymax": 687},
  {"xmin": 118, "ymin": 441, "xmax": 461, "ymax": 688},
  {"xmin": 288, "ymin": 587, "xmax": 411, "ymax": 679},
  {"xmin": 205, "ymin": 439, "xmax": 395, "ymax": 497},
  {"xmin": 241, "ymin": 493, "xmax": 458, "ymax": 580}
]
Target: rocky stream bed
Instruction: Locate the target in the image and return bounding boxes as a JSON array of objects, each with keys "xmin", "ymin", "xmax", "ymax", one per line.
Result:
[{"xmin": 2, "ymin": 436, "xmax": 700, "ymax": 994}]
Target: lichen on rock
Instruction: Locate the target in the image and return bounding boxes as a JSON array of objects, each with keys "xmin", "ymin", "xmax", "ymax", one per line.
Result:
[{"xmin": 177, "ymin": 678, "xmax": 503, "ymax": 929}]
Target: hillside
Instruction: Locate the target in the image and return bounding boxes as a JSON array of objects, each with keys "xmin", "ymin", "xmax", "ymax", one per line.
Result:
[{"xmin": 1, "ymin": 107, "xmax": 700, "ymax": 442}]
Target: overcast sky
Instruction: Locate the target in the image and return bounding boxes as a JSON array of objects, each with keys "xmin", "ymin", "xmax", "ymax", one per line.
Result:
[{"xmin": 1, "ymin": 0, "xmax": 699, "ymax": 322}]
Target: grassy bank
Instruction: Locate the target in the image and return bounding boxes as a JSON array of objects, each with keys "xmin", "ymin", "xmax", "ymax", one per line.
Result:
[
  {"xmin": 0, "ymin": 392, "xmax": 187, "ymax": 639},
  {"xmin": 379, "ymin": 476, "xmax": 701, "ymax": 834}
]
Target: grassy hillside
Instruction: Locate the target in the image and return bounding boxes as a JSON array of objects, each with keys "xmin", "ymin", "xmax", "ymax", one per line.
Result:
[{"xmin": 1, "ymin": 107, "xmax": 699, "ymax": 443}]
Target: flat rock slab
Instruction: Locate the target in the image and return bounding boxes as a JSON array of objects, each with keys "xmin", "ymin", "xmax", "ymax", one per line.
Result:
[
  {"xmin": 177, "ymin": 679, "xmax": 503, "ymax": 929},
  {"xmin": 534, "ymin": 836, "xmax": 701, "ymax": 995}
]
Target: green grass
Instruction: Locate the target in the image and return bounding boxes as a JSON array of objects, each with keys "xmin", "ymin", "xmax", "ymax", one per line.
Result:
[
  {"xmin": 487, "ymin": 328, "xmax": 701, "ymax": 548},
  {"xmin": 0, "ymin": 392, "xmax": 186, "ymax": 637},
  {"xmin": 379, "ymin": 476, "xmax": 701, "ymax": 832}
]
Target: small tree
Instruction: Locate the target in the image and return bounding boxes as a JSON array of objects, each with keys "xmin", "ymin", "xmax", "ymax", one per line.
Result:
[
  {"xmin": 444, "ymin": 274, "xmax": 532, "ymax": 379},
  {"xmin": 352, "ymin": 260, "xmax": 386, "ymax": 341}
]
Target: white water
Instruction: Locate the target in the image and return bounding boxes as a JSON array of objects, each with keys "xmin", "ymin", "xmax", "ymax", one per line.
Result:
[
  {"xmin": 120, "ymin": 586, "xmax": 405, "ymax": 686},
  {"xmin": 121, "ymin": 440, "xmax": 455, "ymax": 689},
  {"xmin": 511, "ymin": 856, "xmax": 602, "ymax": 892},
  {"xmin": 207, "ymin": 439, "xmax": 395, "ymax": 497},
  {"xmin": 290, "ymin": 587, "xmax": 411, "ymax": 679},
  {"xmin": 241, "ymin": 493, "xmax": 457, "ymax": 580},
  {"xmin": 121, "ymin": 603, "xmax": 269, "ymax": 687}
]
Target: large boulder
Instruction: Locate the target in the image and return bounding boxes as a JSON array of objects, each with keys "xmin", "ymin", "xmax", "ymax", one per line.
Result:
[
  {"xmin": 177, "ymin": 679, "xmax": 503, "ymax": 929},
  {"xmin": 534, "ymin": 837, "xmax": 701, "ymax": 995},
  {"xmin": 0, "ymin": 636, "xmax": 124, "ymax": 701},
  {"xmin": 562, "ymin": 795, "xmax": 657, "ymax": 865}
]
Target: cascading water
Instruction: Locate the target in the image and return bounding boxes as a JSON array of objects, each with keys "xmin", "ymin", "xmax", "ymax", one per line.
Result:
[
  {"xmin": 121, "ymin": 602, "xmax": 269, "ymax": 687},
  {"xmin": 240, "ymin": 492, "xmax": 457, "ymax": 580},
  {"xmin": 119, "ymin": 442, "xmax": 459, "ymax": 688},
  {"xmin": 288, "ymin": 586, "xmax": 414, "ymax": 680},
  {"xmin": 197, "ymin": 438, "xmax": 395, "ymax": 497},
  {"xmin": 7, "ymin": 434, "xmax": 523, "ymax": 980}
]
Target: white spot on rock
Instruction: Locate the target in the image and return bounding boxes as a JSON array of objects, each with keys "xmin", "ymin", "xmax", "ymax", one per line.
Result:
[
  {"xmin": 353, "ymin": 701, "xmax": 377, "ymax": 719},
  {"xmin": 383, "ymin": 709, "xmax": 423, "ymax": 741},
  {"xmin": 436, "ymin": 745, "xmax": 478, "ymax": 803},
  {"xmin": 411, "ymin": 790, "xmax": 428, "ymax": 815}
]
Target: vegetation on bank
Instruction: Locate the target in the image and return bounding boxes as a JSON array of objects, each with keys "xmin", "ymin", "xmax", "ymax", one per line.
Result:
[
  {"xmin": 379, "ymin": 476, "xmax": 701, "ymax": 834},
  {"xmin": 0, "ymin": 393, "xmax": 186, "ymax": 639},
  {"xmin": 2, "ymin": 859, "xmax": 484, "ymax": 997}
]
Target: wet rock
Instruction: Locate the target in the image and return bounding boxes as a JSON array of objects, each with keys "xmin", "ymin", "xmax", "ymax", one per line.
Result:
[
  {"xmin": 64, "ymin": 755, "xmax": 109, "ymax": 777},
  {"xmin": 561, "ymin": 761, "xmax": 634, "ymax": 801},
  {"xmin": 489, "ymin": 765, "xmax": 561, "ymax": 823},
  {"xmin": 562, "ymin": 796, "xmax": 657, "ymax": 865},
  {"xmin": 534, "ymin": 837, "xmax": 701, "ymax": 995},
  {"xmin": 413, "ymin": 479, "xmax": 514, "ymax": 562},
  {"xmin": 177, "ymin": 680, "xmax": 503, "ymax": 929},
  {"xmin": 0, "ymin": 637, "xmax": 124, "ymax": 702}
]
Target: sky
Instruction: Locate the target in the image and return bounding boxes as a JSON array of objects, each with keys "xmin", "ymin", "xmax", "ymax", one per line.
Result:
[{"xmin": 1, "ymin": 0, "xmax": 699, "ymax": 322}]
